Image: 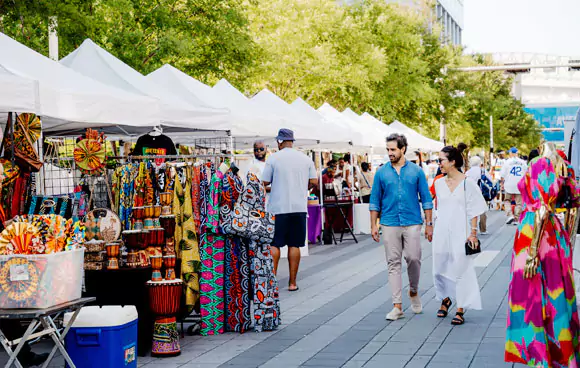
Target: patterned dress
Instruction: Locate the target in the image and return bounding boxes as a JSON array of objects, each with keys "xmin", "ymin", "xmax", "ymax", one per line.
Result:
[
  {"xmin": 173, "ymin": 166, "xmax": 201, "ymax": 312},
  {"xmin": 221, "ymin": 170, "xmax": 251, "ymax": 333},
  {"xmin": 199, "ymin": 170, "xmax": 226, "ymax": 335},
  {"xmin": 505, "ymin": 157, "xmax": 580, "ymax": 368},
  {"xmin": 242, "ymin": 173, "xmax": 281, "ymax": 332}
]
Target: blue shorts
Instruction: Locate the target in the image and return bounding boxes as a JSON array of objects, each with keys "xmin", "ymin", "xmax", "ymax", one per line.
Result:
[{"xmin": 272, "ymin": 213, "xmax": 307, "ymax": 248}]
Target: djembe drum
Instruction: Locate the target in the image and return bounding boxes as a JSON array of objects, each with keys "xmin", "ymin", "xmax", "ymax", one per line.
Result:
[{"xmin": 146, "ymin": 279, "xmax": 183, "ymax": 357}]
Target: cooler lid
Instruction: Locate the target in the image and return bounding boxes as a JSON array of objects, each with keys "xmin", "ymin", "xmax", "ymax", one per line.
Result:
[{"xmin": 64, "ymin": 305, "xmax": 138, "ymax": 328}]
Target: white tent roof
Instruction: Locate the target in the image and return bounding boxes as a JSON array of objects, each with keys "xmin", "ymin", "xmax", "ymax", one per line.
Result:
[
  {"xmin": 389, "ymin": 120, "xmax": 444, "ymax": 152},
  {"xmin": 0, "ymin": 33, "xmax": 161, "ymax": 133},
  {"xmin": 147, "ymin": 66, "xmax": 281, "ymax": 144},
  {"xmin": 342, "ymin": 108, "xmax": 391, "ymax": 150},
  {"xmin": 61, "ymin": 39, "xmax": 230, "ymax": 132},
  {"xmin": 250, "ymin": 89, "xmax": 320, "ymax": 146},
  {"xmin": 291, "ymin": 98, "xmax": 352, "ymax": 150},
  {"xmin": 318, "ymin": 103, "xmax": 368, "ymax": 150}
]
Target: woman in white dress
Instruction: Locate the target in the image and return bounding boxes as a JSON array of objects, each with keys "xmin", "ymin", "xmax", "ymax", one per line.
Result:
[{"xmin": 432, "ymin": 146, "xmax": 488, "ymax": 325}]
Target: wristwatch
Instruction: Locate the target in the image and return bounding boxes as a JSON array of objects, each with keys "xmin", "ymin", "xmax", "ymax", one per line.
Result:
[{"xmin": 426, "ymin": 222, "xmax": 433, "ymax": 226}]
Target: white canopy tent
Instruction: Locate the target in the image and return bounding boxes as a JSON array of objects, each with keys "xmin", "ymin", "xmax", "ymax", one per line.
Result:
[
  {"xmin": 0, "ymin": 33, "xmax": 161, "ymax": 133},
  {"xmin": 250, "ymin": 89, "xmax": 321, "ymax": 147},
  {"xmin": 291, "ymin": 98, "xmax": 353, "ymax": 151},
  {"xmin": 389, "ymin": 120, "xmax": 444, "ymax": 152},
  {"xmin": 341, "ymin": 108, "xmax": 390, "ymax": 151},
  {"xmin": 317, "ymin": 103, "xmax": 368, "ymax": 151},
  {"xmin": 147, "ymin": 66, "xmax": 282, "ymax": 145},
  {"xmin": 61, "ymin": 39, "xmax": 230, "ymax": 135}
]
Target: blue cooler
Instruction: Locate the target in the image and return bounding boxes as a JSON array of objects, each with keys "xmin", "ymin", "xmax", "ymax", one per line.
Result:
[{"xmin": 64, "ymin": 306, "xmax": 138, "ymax": 368}]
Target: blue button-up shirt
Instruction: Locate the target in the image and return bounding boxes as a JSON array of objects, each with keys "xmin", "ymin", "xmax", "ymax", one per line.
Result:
[{"xmin": 369, "ymin": 161, "xmax": 433, "ymax": 227}]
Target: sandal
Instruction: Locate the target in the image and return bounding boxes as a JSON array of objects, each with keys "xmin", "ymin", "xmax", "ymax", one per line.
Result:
[
  {"xmin": 437, "ymin": 297, "xmax": 452, "ymax": 318},
  {"xmin": 451, "ymin": 311, "xmax": 465, "ymax": 325}
]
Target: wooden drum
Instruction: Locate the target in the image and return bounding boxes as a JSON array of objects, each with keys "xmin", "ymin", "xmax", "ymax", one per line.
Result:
[{"xmin": 146, "ymin": 279, "xmax": 183, "ymax": 357}]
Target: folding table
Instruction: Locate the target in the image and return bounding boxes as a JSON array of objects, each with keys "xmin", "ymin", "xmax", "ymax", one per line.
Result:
[{"xmin": 0, "ymin": 297, "xmax": 95, "ymax": 368}]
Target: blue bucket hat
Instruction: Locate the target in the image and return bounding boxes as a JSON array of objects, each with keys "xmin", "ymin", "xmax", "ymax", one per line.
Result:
[{"xmin": 276, "ymin": 128, "xmax": 295, "ymax": 142}]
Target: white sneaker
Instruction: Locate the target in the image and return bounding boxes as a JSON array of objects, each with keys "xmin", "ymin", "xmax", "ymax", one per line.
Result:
[
  {"xmin": 386, "ymin": 307, "xmax": 405, "ymax": 321},
  {"xmin": 506, "ymin": 216, "xmax": 515, "ymax": 225},
  {"xmin": 480, "ymin": 231, "xmax": 488, "ymax": 235},
  {"xmin": 409, "ymin": 291, "xmax": 422, "ymax": 314}
]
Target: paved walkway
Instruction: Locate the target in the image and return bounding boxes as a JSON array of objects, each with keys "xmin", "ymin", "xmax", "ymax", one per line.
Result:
[{"xmin": 2, "ymin": 210, "xmax": 518, "ymax": 368}]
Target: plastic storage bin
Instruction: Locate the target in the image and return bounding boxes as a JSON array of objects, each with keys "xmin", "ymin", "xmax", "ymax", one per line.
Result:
[
  {"xmin": 64, "ymin": 306, "xmax": 138, "ymax": 368},
  {"xmin": 0, "ymin": 248, "xmax": 84, "ymax": 309}
]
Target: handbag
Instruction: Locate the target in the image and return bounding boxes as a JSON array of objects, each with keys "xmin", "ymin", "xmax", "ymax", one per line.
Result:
[
  {"xmin": 224, "ymin": 173, "xmax": 275, "ymax": 243},
  {"xmin": 1, "ymin": 113, "xmax": 43, "ymax": 172},
  {"xmin": 464, "ymin": 180, "xmax": 481, "ymax": 256}
]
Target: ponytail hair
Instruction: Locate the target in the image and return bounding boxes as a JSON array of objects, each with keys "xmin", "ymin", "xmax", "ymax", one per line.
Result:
[{"xmin": 441, "ymin": 144, "xmax": 466, "ymax": 169}]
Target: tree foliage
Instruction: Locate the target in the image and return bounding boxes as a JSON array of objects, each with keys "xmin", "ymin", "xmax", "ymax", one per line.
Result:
[{"xmin": 0, "ymin": 0, "xmax": 541, "ymax": 149}]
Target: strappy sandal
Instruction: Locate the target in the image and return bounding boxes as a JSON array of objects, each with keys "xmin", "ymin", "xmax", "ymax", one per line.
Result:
[
  {"xmin": 437, "ymin": 297, "xmax": 452, "ymax": 318},
  {"xmin": 451, "ymin": 311, "xmax": 465, "ymax": 325}
]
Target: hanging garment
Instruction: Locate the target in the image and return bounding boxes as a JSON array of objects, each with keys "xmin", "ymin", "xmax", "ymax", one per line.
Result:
[
  {"xmin": 221, "ymin": 170, "xmax": 250, "ymax": 333},
  {"xmin": 192, "ymin": 165, "xmax": 202, "ymax": 234},
  {"xmin": 432, "ymin": 178, "xmax": 487, "ymax": 309},
  {"xmin": 173, "ymin": 166, "xmax": 201, "ymax": 312},
  {"xmin": 199, "ymin": 170, "xmax": 226, "ymax": 336},
  {"xmin": 505, "ymin": 157, "xmax": 580, "ymax": 367},
  {"xmin": 241, "ymin": 173, "xmax": 280, "ymax": 332},
  {"xmin": 113, "ymin": 164, "xmax": 139, "ymax": 230}
]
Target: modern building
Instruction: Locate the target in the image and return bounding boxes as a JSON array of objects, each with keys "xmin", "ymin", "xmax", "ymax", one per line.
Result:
[
  {"xmin": 339, "ymin": 0, "xmax": 464, "ymax": 46},
  {"xmin": 491, "ymin": 52, "xmax": 580, "ymax": 143}
]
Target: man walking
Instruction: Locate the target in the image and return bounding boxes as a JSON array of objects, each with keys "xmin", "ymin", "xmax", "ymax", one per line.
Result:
[
  {"xmin": 262, "ymin": 129, "xmax": 318, "ymax": 291},
  {"xmin": 370, "ymin": 133, "xmax": 433, "ymax": 321},
  {"xmin": 501, "ymin": 147, "xmax": 526, "ymax": 225}
]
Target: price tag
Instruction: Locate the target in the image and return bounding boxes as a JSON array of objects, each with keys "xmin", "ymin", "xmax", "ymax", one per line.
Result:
[{"xmin": 10, "ymin": 264, "xmax": 29, "ymax": 281}]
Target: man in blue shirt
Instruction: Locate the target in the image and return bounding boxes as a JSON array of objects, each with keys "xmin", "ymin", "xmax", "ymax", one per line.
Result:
[{"xmin": 370, "ymin": 133, "xmax": 433, "ymax": 321}]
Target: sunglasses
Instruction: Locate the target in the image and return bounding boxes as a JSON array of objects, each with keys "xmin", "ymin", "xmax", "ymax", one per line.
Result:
[{"xmin": 254, "ymin": 147, "xmax": 265, "ymax": 152}]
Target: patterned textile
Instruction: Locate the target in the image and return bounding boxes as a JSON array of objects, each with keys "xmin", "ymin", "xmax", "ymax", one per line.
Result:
[
  {"xmin": 505, "ymin": 157, "xmax": 580, "ymax": 368},
  {"xmin": 241, "ymin": 173, "xmax": 280, "ymax": 332},
  {"xmin": 199, "ymin": 170, "xmax": 226, "ymax": 336},
  {"xmin": 173, "ymin": 166, "xmax": 201, "ymax": 312},
  {"xmin": 113, "ymin": 164, "xmax": 138, "ymax": 230},
  {"xmin": 192, "ymin": 166, "xmax": 202, "ymax": 234},
  {"xmin": 221, "ymin": 170, "xmax": 250, "ymax": 333}
]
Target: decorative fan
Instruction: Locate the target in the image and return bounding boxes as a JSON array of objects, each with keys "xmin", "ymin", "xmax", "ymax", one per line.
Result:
[
  {"xmin": 0, "ymin": 257, "xmax": 41, "ymax": 303},
  {"xmin": 3, "ymin": 113, "xmax": 41, "ymax": 148},
  {"xmin": 74, "ymin": 129, "xmax": 107, "ymax": 175},
  {"xmin": 0, "ymin": 222, "xmax": 41, "ymax": 255}
]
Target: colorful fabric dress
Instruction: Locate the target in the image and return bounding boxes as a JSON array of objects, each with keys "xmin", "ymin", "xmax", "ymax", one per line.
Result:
[
  {"xmin": 199, "ymin": 170, "xmax": 226, "ymax": 335},
  {"xmin": 173, "ymin": 166, "xmax": 201, "ymax": 312},
  {"xmin": 221, "ymin": 170, "xmax": 251, "ymax": 333},
  {"xmin": 242, "ymin": 173, "xmax": 281, "ymax": 332},
  {"xmin": 505, "ymin": 157, "xmax": 580, "ymax": 368}
]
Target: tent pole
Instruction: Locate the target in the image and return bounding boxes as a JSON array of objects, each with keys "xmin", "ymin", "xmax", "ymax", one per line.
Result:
[{"xmin": 319, "ymin": 148, "xmax": 325, "ymax": 226}]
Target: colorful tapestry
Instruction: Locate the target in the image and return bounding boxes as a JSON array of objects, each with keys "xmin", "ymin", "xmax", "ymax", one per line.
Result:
[
  {"xmin": 199, "ymin": 170, "xmax": 225, "ymax": 336},
  {"xmin": 505, "ymin": 157, "xmax": 580, "ymax": 368},
  {"xmin": 221, "ymin": 170, "xmax": 250, "ymax": 333},
  {"xmin": 192, "ymin": 165, "xmax": 201, "ymax": 234},
  {"xmin": 173, "ymin": 166, "xmax": 201, "ymax": 312}
]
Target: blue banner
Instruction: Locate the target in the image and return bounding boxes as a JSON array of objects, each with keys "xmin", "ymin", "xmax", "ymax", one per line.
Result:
[{"xmin": 525, "ymin": 105, "xmax": 579, "ymax": 143}]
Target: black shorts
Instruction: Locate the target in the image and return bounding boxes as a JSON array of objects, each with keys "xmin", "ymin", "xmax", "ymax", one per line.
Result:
[{"xmin": 272, "ymin": 213, "xmax": 307, "ymax": 248}]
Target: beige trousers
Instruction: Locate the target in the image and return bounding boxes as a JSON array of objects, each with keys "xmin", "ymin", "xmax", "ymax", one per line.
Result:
[{"xmin": 381, "ymin": 225, "xmax": 422, "ymax": 304}]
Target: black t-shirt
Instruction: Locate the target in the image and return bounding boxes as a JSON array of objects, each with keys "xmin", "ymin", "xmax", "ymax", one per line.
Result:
[{"xmin": 132, "ymin": 134, "xmax": 177, "ymax": 156}]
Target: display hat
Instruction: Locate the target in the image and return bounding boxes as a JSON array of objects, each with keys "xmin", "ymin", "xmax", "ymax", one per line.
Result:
[{"xmin": 276, "ymin": 128, "xmax": 295, "ymax": 142}]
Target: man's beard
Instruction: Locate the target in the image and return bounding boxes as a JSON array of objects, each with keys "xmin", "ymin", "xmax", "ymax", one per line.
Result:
[{"xmin": 390, "ymin": 154, "xmax": 402, "ymax": 163}]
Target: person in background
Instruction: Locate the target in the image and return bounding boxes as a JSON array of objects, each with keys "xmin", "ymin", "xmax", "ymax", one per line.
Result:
[
  {"xmin": 321, "ymin": 159, "xmax": 337, "ymax": 176},
  {"xmin": 322, "ymin": 163, "xmax": 338, "ymax": 202},
  {"xmin": 466, "ymin": 156, "xmax": 493, "ymax": 235},
  {"xmin": 358, "ymin": 162, "xmax": 374, "ymax": 203},
  {"xmin": 426, "ymin": 157, "xmax": 439, "ymax": 187},
  {"xmin": 501, "ymin": 147, "xmax": 527, "ymax": 225},
  {"xmin": 342, "ymin": 153, "xmax": 353, "ymax": 189},
  {"xmin": 432, "ymin": 146, "xmax": 488, "ymax": 325},
  {"xmin": 493, "ymin": 150, "xmax": 507, "ymax": 210},
  {"xmin": 262, "ymin": 129, "xmax": 318, "ymax": 292},
  {"xmin": 528, "ymin": 148, "xmax": 540, "ymax": 164},
  {"xmin": 247, "ymin": 140, "xmax": 267, "ymax": 179},
  {"xmin": 370, "ymin": 133, "xmax": 433, "ymax": 321}
]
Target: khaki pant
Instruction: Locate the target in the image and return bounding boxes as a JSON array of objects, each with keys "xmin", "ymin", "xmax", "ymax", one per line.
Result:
[
  {"xmin": 381, "ymin": 225, "xmax": 422, "ymax": 304},
  {"xmin": 479, "ymin": 212, "xmax": 487, "ymax": 233},
  {"xmin": 504, "ymin": 193, "xmax": 523, "ymax": 220}
]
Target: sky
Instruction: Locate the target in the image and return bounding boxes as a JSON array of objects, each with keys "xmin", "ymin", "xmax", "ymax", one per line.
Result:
[{"xmin": 463, "ymin": 0, "xmax": 580, "ymax": 57}]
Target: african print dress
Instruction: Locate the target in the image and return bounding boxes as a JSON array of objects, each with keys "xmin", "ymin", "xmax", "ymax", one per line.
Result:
[
  {"xmin": 221, "ymin": 170, "xmax": 251, "ymax": 333},
  {"xmin": 173, "ymin": 166, "xmax": 201, "ymax": 312},
  {"xmin": 199, "ymin": 170, "xmax": 226, "ymax": 335},
  {"xmin": 242, "ymin": 173, "xmax": 281, "ymax": 332},
  {"xmin": 505, "ymin": 157, "xmax": 580, "ymax": 368}
]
